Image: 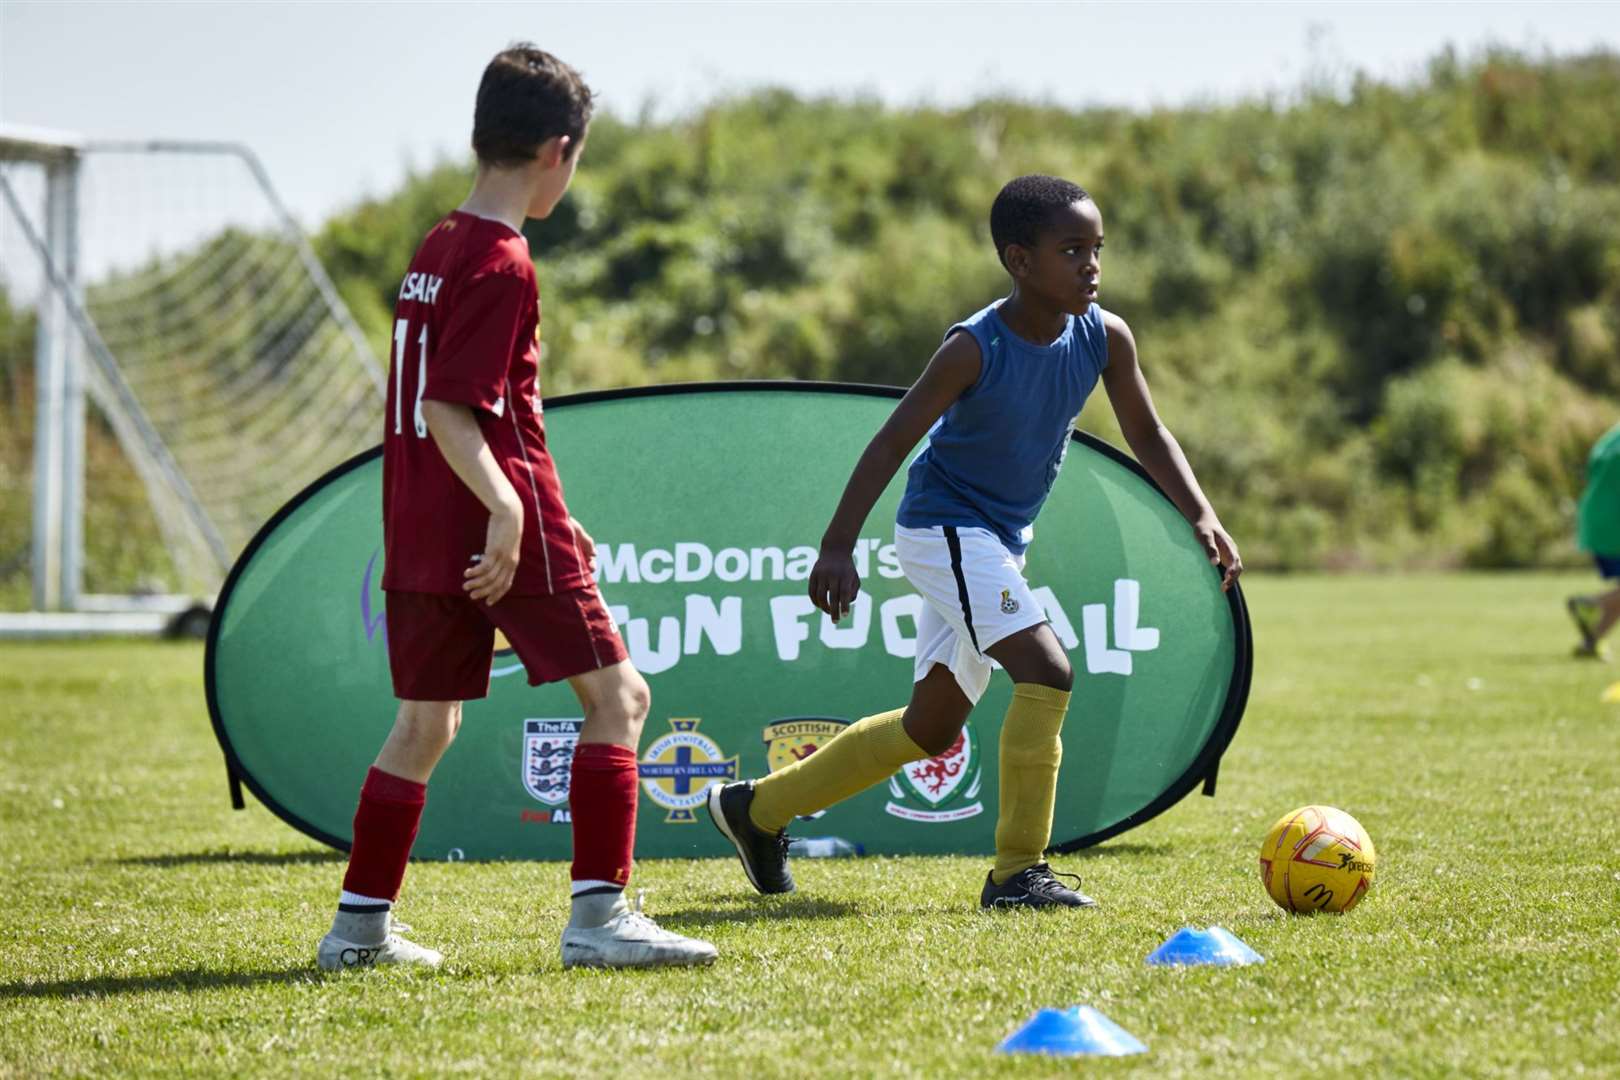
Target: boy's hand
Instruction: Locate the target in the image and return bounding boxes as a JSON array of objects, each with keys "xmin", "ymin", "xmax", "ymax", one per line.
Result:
[
  {"xmin": 809, "ymin": 546, "xmax": 861, "ymax": 622},
  {"xmin": 1194, "ymin": 514, "xmax": 1243, "ymax": 591},
  {"xmin": 466, "ymin": 500, "xmax": 523, "ymax": 605},
  {"xmin": 569, "ymin": 516, "xmax": 598, "ymax": 577}
]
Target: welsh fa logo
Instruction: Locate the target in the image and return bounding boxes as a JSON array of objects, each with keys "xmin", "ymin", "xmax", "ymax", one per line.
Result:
[{"xmin": 884, "ymin": 724, "xmax": 984, "ymax": 823}]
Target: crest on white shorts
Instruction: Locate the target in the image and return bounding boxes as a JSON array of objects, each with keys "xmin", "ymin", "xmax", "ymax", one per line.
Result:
[{"xmin": 999, "ymin": 588, "xmax": 1020, "ymax": 615}]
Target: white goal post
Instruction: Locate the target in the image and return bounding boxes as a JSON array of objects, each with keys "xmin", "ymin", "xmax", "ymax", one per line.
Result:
[{"xmin": 0, "ymin": 125, "xmax": 385, "ymax": 636}]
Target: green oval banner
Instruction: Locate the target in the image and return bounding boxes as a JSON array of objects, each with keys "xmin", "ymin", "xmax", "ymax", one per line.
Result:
[{"xmin": 206, "ymin": 383, "xmax": 1250, "ymax": 860}]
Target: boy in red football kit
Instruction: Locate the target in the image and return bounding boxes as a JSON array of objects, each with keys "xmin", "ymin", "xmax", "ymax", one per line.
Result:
[{"xmin": 317, "ymin": 45, "xmax": 715, "ymax": 971}]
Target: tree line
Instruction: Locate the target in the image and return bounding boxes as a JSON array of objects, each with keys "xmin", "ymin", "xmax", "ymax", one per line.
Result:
[
  {"xmin": 316, "ymin": 47, "xmax": 1620, "ymax": 571},
  {"xmin": 2, "ymin": 47, "xmax": 1617, "ymax": 602}
]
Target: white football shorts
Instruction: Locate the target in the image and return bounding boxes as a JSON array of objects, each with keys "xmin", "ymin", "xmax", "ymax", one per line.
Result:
[{"xmin": 893, "ymin": 524, "xmax": 1049, "ymax": 705}]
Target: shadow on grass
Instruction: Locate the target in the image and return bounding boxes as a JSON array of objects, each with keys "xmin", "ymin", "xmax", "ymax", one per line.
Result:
[
  {"xmin": 0, "ymin": 965, "xmax": 328, "ymax": 1001},
  {"xmin": 110, "ymin": 849, "xmax": 344, "ymax": 868},
  {"xmin": 653, "ymin": 894, "xmax": 863, "ymax": 929}
]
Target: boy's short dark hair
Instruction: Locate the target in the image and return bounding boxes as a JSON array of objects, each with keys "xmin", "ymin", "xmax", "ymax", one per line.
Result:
[
  {"xmin": 472, "ymin": 43, "xmax": 594, "ymax": 168},
  {"xmin": 990, "ymin": 175, "xmax": 1091, "ymax": 268}
]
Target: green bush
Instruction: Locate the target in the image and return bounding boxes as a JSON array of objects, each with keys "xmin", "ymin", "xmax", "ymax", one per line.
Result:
[{"xmin": 1466, "ymin": 463, "xmax": 1571, "ymax": 568}]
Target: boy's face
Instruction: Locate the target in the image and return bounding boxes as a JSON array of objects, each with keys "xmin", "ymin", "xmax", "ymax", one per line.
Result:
[
  {"xmin": 526, "ymin": 126, "xmax": 588, "ymax": 219},
  {"xmin": 1009, "ymin": 199, "xmax": 1104, "ymax": 314}
]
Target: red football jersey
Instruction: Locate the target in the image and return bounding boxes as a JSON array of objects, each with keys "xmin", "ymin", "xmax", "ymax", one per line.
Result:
[{"xmin": 381, "ymin": 211, "xmax": 589, "ymax": 596}]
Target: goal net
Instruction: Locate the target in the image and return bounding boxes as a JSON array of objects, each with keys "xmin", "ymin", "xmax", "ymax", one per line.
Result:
[{"xmin": 0, "ymin": 129, "xmax": 384, "ymax": 617}]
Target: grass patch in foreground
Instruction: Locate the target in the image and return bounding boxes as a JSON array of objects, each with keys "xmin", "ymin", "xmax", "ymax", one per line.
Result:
[{"xmin": 2, "ymin": 572, "xmax": 1618, "ymax": 1077}]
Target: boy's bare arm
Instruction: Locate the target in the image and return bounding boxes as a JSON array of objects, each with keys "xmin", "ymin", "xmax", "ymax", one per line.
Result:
[
  {"xmin": 420, "ymin": 399, "xmax": 525, "ymax": 605},
  {"xmin": 810, "ymin": 331, "xmax": 983, "ymax": 619},
  {"xmin": 1099, "ymin": 311, "xmax": 1243, "ymax": 590}
]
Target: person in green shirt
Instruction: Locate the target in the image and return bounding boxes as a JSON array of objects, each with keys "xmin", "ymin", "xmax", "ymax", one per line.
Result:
[{"xmin": 1568, "ymin": 421, "xmax": 1620, "ymax": 660}]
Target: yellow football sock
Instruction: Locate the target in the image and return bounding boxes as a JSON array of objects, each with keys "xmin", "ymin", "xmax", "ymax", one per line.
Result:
[
  {"xmin": 749, "ymin": 708, "xmax": 927, "ymax": 834},
  {"xmin": 991, "ymin": 683, "xmax": 1071, "ymax": 885}
]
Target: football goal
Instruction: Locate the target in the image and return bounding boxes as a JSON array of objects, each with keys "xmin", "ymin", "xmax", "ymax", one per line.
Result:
[{"xmin": 0, "ymin": 125, "xmax": 383, "ymax": 636}]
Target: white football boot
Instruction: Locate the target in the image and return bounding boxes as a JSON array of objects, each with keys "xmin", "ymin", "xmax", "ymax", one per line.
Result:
[
  {"xmin": 560, "ymin": 891, "xmax": 718, "ymax": 969},
  {"xmin": 317, "ymin": 919, "xmax": 443, "ymax": 971}
]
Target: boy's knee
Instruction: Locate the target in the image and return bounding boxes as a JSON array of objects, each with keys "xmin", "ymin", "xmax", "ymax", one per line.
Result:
[
  {"xmin": 988, "ymin": 625, "xmax": 1073, "ymax": 692},
  {"xmin": 396, "ymin": 702, "xmax": 460, "ymax": 750},
  {"xmin": 578, "ymin": 668, "xmax": 650, "ymax": 747},
  {"xmin": 1010, "ymin": 653, "xmax": 1073, "ymax": 693},
  {"xmin": 624, "ymin": 674, "xmax": 652, "ymax": 722},
  {"xmin": 618, "ymin": 680, "xmax": 650, "ymax": 741},
  {"xmin": 605, "ymin": 670, "xmax": 650, "ymax": 725},
  {"xmin": 1041, "ymin": 656, "xmax": 1075, "ymax": 693}
]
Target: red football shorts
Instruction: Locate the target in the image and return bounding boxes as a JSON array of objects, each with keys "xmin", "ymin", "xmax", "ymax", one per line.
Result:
[{"xmin": 385, "ymin": 585, "xmax": 629, "ymax": 701}]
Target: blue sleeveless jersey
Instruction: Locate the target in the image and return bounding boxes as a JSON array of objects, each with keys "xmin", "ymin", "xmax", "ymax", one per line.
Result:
[{"xmin": 896, "ymin": 302, "xmax": 1110, "ymax": 555}]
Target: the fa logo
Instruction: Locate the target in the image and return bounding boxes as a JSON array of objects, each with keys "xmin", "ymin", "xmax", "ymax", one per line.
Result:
[
  {"xmin": 523, "ymin": 719, "xmax": 582, "ymax": 808},
  {"xmin": 1000, "ymin": 589, "xmax": 1020, "ymax": 615}
]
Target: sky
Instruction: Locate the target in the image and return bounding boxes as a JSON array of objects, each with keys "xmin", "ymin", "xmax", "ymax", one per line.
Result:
[{"xmin": 3, "ymin": 1, "xmax": 1619, "ymax": 229}]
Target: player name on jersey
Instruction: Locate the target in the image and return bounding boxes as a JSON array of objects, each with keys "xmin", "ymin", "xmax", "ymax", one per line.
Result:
[{"xmin": 398, "ymin": 272, "xmax": 445, "ymax": 305}]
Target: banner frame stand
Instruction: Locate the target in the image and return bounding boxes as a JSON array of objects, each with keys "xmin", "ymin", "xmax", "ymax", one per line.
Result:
[{"xmin": 204, "ymin": 379, "xmax": 1252, "ymax": 857}]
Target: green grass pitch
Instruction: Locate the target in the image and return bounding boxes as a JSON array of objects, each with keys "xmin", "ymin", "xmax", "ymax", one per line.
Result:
[{"xmin": 2, "ymin": 573, "xmax": 1618, "ymax": 1077}]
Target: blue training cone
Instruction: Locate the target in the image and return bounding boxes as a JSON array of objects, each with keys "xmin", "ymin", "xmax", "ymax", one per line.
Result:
[
  {"xmin": 996, "ymin": 1006, "xmax": 1148, "ymax": 1057},
  {"xmin": 1145, "ymin": 925, "xmax": 1264, "ymax": 967}
]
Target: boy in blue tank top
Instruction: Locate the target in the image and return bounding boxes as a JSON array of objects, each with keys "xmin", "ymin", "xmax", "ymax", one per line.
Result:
[{"xmin": 709, "ymin": 175, "xmax": 1242, "ymax": 908}]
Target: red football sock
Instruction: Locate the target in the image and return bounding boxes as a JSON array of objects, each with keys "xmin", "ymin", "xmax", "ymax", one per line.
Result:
[
  {"xmin": 569, "ymin": 743, "xmax": 638, "ymax": 887},
  {"xmin": 341, "ymin": 767, "xmax": 427, "ymax": 902}
]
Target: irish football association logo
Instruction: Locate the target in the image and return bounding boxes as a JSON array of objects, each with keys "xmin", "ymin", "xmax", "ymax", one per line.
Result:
[{"xmin": 639, "ymin": 718, "xmax": 739, "ymax": 823}]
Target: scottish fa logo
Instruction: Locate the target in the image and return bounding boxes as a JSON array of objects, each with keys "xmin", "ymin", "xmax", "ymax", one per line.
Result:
[
  {"xmin": 763, "ymin": 717, "xmax": 850, "ymax": 821},
  {"xmin": 1000, "ymin": 589, "xmax": 1020, "ymax": 615},
  {"xmin": 639, "ymin": 718, "xmax": 739, "ymax": 823},
  {"xmin": 763, "ymin": 717, "xmax": 850, "ymax": 773},
  {"xmin": 523, "ymin": 719, "xmax": 582, "ymax": 810},
  {"xmin": 885, "ymin": 724, "xmax": 984, "ymax": 823}
]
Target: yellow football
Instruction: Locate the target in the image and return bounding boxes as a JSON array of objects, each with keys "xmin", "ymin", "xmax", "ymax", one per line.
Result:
[{"xmin": 1259, "ymin": 805, "xmax": 1376, "ymax": 914}]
